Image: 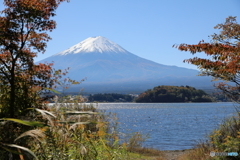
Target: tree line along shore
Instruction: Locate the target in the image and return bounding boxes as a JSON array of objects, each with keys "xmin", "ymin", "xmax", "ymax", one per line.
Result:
[{"xmin": 49, "ymin": 85, "xmax": 229, "ymax": 103}]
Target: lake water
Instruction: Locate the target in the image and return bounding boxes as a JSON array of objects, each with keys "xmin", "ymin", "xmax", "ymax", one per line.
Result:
[{"xmin": 95, "ymin": 102, "xmax": 238, "ymax": 151}]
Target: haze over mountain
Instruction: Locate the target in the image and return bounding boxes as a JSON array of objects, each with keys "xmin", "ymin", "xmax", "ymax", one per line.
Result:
[{"xmin": 38, "ymin": 36, "xmax": 213, "ymax": 93}]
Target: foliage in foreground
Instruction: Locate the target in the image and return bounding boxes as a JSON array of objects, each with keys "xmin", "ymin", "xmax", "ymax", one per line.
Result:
[
  {"xmin": 208, "ymin": 112, "xmax": 240, "ymax": 160},
  {"xmin": 0, "ymin": 0, "xmax": 69, "ymax": 118},
  {"xmin": 136, "ymin": 85, "xmax": 212, "ymax": 102},
  {"xmin": 0, "ymin": 0, "xmax": 70, "ymax": 159},
  {"xmin": 34, "ymin": 103, "xmax": 134, "ymax": 160},
  {"xmin": 1, "ymin": 103, "xmax": 133, "ymax": 160}
]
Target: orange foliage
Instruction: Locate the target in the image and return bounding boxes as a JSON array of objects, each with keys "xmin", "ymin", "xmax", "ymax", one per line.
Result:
[
  {"xmin": 0, "ymin": 0, "xmax": 69, "ymax": 118},
  {"xmin": 174, "ymin": 16, "xmax": 240, "ymax": 101}
]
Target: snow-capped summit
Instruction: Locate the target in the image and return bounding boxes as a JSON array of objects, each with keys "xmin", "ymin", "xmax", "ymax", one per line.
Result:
[{"xmin": 55, "ymin": 36, "xmax": 129, "ymax": 55}]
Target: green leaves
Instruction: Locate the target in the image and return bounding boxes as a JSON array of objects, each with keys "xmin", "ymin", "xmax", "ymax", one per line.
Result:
[
  {"xmin": 45, "ymin": 87, "xmax": 61, "ymax": 94},
  {"xmin": 1, "ymin": 118, "xmax": 44, "ymax": 127}
]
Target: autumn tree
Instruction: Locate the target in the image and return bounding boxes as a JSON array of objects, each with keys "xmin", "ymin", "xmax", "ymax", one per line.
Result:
[
  {"xmin": 0, "ymin": 1, "xmax": 69, "ymax": 158},
  {"xmin": 0, "ymin": 0, "xmax": 69, "ymax": 118},
  {"xmin": 174, "ymin": 16, "xmax": 240, "ymax": 102}
]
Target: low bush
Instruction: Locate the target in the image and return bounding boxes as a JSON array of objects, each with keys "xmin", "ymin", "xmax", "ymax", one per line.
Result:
[{"xmin": 208, "ymin": 112, "xmax": 240, "ymax": 160}]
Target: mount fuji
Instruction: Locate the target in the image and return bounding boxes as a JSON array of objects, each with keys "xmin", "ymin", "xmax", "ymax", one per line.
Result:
[{"xmin": 38, "ymin": 36, "xmax": 213, "ymax": 93}]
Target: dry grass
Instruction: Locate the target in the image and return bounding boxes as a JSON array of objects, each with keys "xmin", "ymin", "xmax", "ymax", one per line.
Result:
[
  {"xmin": 177, "ymin": 141, "xmax": 220, "ymax": 160},
  {"xmin": 130, "ymin": 147, "xmax": 165, "ymax": 157},
  {"xmin": 177, "ymin": 148, "xmax": 212, "ymax": 160}
]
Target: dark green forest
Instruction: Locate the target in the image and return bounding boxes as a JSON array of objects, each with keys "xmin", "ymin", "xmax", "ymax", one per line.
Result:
[
  {"xmin": 135, "ymin": 85, "xmax": 213, "ymax": 103},
  {"xmin": 88, "ymin": 93, "xmax": 134, "ymax": 102}
]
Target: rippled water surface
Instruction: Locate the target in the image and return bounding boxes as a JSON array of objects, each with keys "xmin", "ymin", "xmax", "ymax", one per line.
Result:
[{"xmin": 95, "ymin": 102, "xmax": 237, "ymax": 150}]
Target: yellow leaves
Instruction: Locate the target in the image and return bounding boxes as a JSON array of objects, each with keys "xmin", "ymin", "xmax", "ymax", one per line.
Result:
[
  {"xmin": 97, "ymin": 130, "xmax": 106, "ymax": 137},
  {"xmin": 96, "ymin": 122, "xmax": 105, "ymax": 128},
  {"xmin": 96, "ymin": 122, "xmax": 106, "ymax": 137},
  {"xmin": 40, "ymin": 126, "xmax": 48, "ymax": 132}
]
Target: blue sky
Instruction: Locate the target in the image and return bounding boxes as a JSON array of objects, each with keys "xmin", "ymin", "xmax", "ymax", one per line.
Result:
[{"xmin": 1, "ymin": 0, "xmax": 240, "ymax": 69}]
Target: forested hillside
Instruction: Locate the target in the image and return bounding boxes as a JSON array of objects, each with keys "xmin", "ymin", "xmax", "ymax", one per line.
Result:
[
  {"xmin": 135, "ymin": 85, "xmax": 213, "ymax": 103},
  {"xmin": 88, "ymin": 93, "xmax": 134, "ymax": 102}
]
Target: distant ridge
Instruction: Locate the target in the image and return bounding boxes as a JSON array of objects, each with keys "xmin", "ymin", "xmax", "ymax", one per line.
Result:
[{"xmin": 38, "ymin": 36, "xmax": 213, "ymax": 93}]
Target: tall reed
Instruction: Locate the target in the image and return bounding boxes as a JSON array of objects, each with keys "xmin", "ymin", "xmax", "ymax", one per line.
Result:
[{"xmin": 24, "ymin": 103, "xmax": 130, "ymax": 160}]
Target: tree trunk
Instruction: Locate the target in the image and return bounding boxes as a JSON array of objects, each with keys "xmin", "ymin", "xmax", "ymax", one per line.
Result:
[{"xmin": 10, "ymin": 65, "xmax": 15, "ymax": 118}]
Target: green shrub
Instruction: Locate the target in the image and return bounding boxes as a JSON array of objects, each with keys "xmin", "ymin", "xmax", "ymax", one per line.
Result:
[{"xmin": 208, "ymin": 112, "xmax": 240, "ymax": 160}]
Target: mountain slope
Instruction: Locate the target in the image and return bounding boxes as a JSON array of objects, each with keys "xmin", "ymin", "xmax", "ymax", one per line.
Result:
[{"xmin": 38, "ymin": 36, "xmax": 213, "ymax": 93}]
